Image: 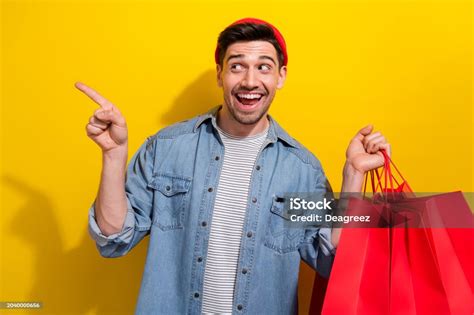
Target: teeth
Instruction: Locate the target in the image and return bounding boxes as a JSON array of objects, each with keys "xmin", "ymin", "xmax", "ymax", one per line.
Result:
[{"xmin": 237, "ymin": 93, "xmax": 262, "ymax": 99}]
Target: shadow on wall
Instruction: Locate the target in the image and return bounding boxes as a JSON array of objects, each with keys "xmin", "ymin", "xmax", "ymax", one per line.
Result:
[
  {"xmin": 159, "ymin": 69, "xmax": 222, "ymax": 125},
  {"xmin": 4, "ymin": 175, "xmax": 148, "ymax": 315}
]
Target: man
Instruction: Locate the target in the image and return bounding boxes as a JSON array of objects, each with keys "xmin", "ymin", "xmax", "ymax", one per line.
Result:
[{"xmin": 77, "ymin": 18, "xmax": 390, "ymax": 314}]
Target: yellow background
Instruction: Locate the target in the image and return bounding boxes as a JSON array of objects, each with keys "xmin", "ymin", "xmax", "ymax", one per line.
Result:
[{"xmin": 1, "ymin": 0, "xmax": 472, "ymax": 314}]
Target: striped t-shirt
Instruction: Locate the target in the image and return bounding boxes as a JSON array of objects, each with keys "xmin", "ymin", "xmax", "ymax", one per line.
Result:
[{"xmin": 201, "ymin": 125, "xmax": 269, "ymax": 314}]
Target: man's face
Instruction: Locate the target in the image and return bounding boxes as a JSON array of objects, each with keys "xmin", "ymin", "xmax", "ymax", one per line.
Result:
[{"xmin": 217, "ymin": 40, "xmax": 287, "ymax": 125}]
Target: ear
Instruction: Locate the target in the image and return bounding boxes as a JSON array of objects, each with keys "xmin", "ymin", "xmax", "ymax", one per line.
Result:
[
  {"xmin": 216, "ymin": 64, "xmax": 223, "ymax": 88},
  {"xmin": 277, "ymin": 65, "xmax": 287, "ymax": 89}
]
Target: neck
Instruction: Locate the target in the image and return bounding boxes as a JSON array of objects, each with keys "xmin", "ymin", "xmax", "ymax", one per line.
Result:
[{"xmin": 216, "ymin": 106, "xmax": 269, "ymax": 137}]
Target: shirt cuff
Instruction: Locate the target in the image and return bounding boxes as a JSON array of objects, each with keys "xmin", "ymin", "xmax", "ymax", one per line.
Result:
[
  {"xmin": 318, "ymin": 227, "xmax": 336, "ymax": 256},
  {"xmin": 88, "ymin": 198, "xmax": 135, "ymax": 247}
]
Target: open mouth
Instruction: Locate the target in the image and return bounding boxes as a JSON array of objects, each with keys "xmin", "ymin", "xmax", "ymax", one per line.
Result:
[{"xmin": 234, "ymin": 92, "xmax": 264, "ymax": 109}]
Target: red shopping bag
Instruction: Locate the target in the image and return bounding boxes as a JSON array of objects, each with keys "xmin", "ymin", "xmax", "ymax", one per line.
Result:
[
  {"xmin": 310, "ymin": 151, "xmax": 474, "ymax": 315},
  {"xmin": 388, "ymin": 194, "xmax": 474, "ymax": 314}
]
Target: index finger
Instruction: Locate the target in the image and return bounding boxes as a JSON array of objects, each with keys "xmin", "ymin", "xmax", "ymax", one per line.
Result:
[{"xmin": 75, "ymin": 81, "xmax": 113, "ymax": 109}]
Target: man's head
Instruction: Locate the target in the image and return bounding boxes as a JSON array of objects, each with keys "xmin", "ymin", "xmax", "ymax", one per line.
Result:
[
  {"xmin": 215, "ymin": 18, "xmax": 288, "ymax": 68},
  {"xmin": 215, "ymin": 18, "xmax": 288, "ymax": 128}
]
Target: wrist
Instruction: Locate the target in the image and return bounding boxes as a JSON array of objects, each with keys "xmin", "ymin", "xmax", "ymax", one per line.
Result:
[
  {"xmin": 341, "ymin": 161, "xmax": 365, "ymax": 193},
  {"xmin": 102, "ymin": 146, "xmax": 128, "ymax": 172},
  {"xmin": 343, "ymin": 161, "xmax": 364, "ymax": 179},
  {"xmin": 102, "ymin": 145, "xmax": 128, "ymax": 161}
]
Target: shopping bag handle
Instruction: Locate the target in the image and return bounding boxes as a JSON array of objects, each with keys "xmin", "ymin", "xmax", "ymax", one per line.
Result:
[{"xmin": 363, "ymin": 149, "xmax": 413, "ymax": 196}]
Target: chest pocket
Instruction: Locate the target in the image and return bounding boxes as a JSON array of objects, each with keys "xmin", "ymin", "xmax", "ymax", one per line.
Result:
[
  {"xmin": 264, "ymin": 194, "xmax": 304, "ymax": 254},
  {"xmin": 147, "ymin": 173, "xmax": 192, "ymax": 231}
]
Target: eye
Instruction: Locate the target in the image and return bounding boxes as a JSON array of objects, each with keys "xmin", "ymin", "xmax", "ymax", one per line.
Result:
[
  {"xmin": 230, "ymin": 63, "xmax": 244, "ymax": 71},
  {"xmin": 259, "ymin": 64, "xmax": 272, "ymax": 71}
]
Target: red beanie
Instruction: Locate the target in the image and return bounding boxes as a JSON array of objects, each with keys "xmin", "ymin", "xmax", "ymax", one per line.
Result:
[{"xmin": 214, "ymin": 18, "xmax": 288, "ymax": 66}]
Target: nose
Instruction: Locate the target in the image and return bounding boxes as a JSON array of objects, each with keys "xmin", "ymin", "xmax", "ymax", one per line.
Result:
[{"xmin": 241, "ymin": 69, "xmax": 258, "ymax": 89}]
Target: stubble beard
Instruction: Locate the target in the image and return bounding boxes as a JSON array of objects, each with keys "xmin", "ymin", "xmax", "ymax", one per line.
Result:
[{"xmin": 225, "ymin": 94, "xmax": 274, "ymax": 125}]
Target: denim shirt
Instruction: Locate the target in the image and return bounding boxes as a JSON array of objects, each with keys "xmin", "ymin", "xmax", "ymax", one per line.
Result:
[{"xmin": 88, "ymin": 106, "xmax": 335, "ymax": 315}]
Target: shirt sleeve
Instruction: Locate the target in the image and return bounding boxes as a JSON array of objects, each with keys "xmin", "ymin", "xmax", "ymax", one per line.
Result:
[
  {"xmin": 88, "ymin": 135, "xmax": 156, "ymax": 258},
  {"xmin": 299, "ymin": 174, "xmax": 336, "ymax": 278}
]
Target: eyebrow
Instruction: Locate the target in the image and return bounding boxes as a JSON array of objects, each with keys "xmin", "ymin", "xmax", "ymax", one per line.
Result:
[{"xmin": 227, "ymin": 54, "xmax": 277, "ymax": 65}]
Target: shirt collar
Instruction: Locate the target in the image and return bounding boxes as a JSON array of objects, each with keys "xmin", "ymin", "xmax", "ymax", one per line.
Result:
[{"xmin": 194, "ymin": 105, "xmax": 298, "ymax": 148}]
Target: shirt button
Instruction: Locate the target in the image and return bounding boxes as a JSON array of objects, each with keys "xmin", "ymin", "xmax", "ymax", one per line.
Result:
[
  {"xmin": 208, "ymin": 187, "xmax": 213, "ymax": 192},
  {"xmin": 242, "ymin": 268, "xmax": 248, "ymax": 274},
  {"xmin": 252, "ymin": 197, "xmax": 257, "ymax": 203},
  {"xmin": 194, "ymin": 292, "xmax": 200, "ymax": 298},
  {"xmin": 237, "ymin": 304, "xmax": 243, "ymax": 311},
  {"xmin": 256, "ymin": 165, "xmax": 261, "ymax": 170},
  {"xmin": 215, "ymin": 156, "xmax": 220, "ymax": 161},
  {"xmin": 165, "ymin": 185, "xmax": 171, "ymax": 191},
  {"xmin": 246, "ymin": 231, "xmax": 253, "ymax": 238},
  {"xmin": 201, "ymin": 221, "xmax": 207, "ymax": 227},
  {"xmin": 197, "ymin": 257, "xmax": 203, "ymax": 262}
]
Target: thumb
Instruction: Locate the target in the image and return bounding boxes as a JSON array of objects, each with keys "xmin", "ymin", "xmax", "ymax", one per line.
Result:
[
  {"xmin": 353, "ymin": 124, "xmax": 373, "ymax": 142},
  {"xmin": 95, "ymin": 109, "xmax": 126, "ymax": 127},
  {"xmin": 357, "ymin": 124, "xmax": 373, "ymax": 136}
]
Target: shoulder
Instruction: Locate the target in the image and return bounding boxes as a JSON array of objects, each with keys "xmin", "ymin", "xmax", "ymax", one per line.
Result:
[
  {"xmin": 139, "ymin": 115, "xmax": 203, "ymax": 153},
  {"xmin": 141, "ymin": 107, "xmax": 220, "ymax": 153},
  {"xmin": 271, "ymin": 117, "xmax": 323, "ymax": 171},
  {"xmin": 284, "ymin": 140, "xmax": 323, "ymax": 171},
  {"xmin": 154, "ymin": 116, "xmax": 202, "ymax": 139}
]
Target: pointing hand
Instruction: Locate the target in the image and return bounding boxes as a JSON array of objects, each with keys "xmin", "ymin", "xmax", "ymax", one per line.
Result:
[{"xmin": 76, "ymin": 82, "xmax": 128, "ymax": 153}]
